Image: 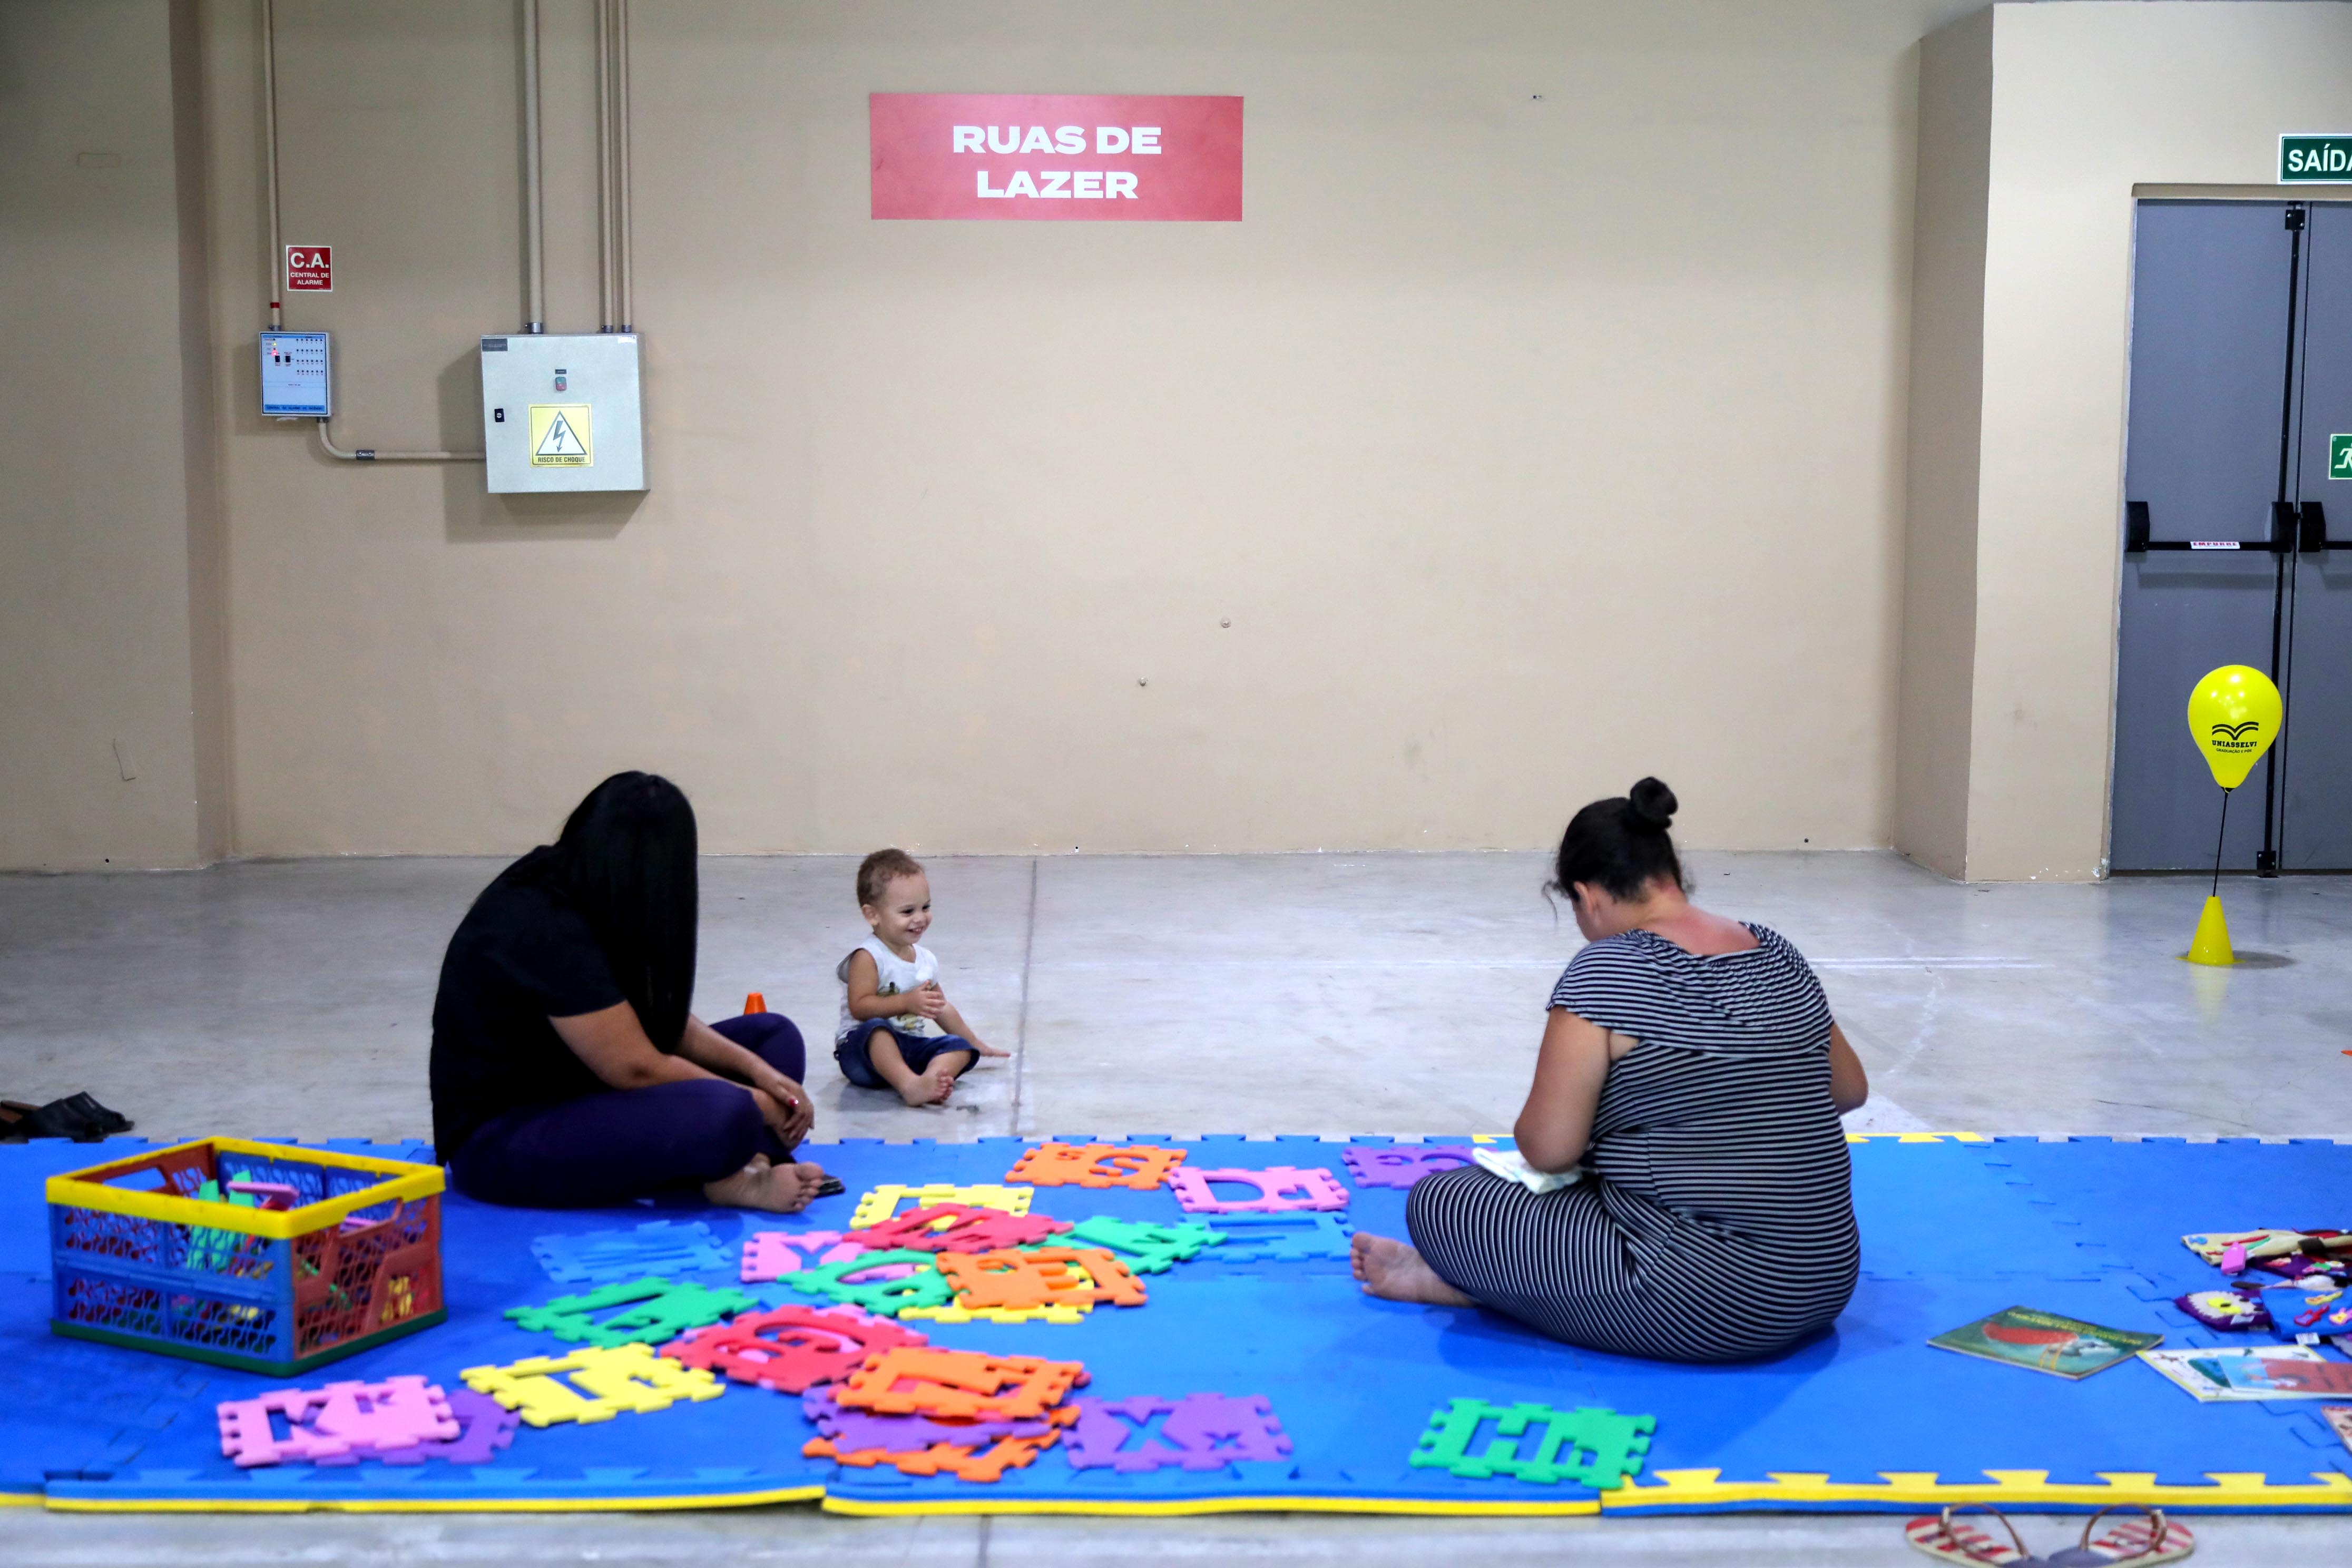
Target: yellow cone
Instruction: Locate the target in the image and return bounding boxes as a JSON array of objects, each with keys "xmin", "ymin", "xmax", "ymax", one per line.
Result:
[{"xmin": 2184, "ymin": 895, "xmax": 2235, "ymax": 966}]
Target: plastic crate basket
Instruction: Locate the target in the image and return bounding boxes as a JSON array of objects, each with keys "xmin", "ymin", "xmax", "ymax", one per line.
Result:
[{"xmin": 46, "ymin": 1138, "xmax": 446, "ymax": 1376}]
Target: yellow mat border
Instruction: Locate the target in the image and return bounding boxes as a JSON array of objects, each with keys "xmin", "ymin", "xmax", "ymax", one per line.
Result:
[
  {"xmin": 1604, "ymin": 1468, "xmax": 2352, "ymax": 1511},
  {"xmin": 1844, "ymin": 1132, "xmax": 1991, "ymax": 1144},
  {"xmin": 38, "ymin": 1472, "xmax": 2352, "ymax": 1515},
  {"xmin": 42, "ymin": 1485, "xmax": 826, "ymax": 1514},
  {"xmin": 821, "ymin": 1493, "xmax": 1602, "ymax": 1517}
]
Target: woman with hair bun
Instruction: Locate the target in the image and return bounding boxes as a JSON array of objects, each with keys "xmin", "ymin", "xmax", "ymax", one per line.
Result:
[
  {"xmin": 428, "ymin": 772, "xmax": 826, "ymax": 1212},
  {"xmin": 1353, "ymin": 778, "xmax": 1869, "ymax": 1363}
]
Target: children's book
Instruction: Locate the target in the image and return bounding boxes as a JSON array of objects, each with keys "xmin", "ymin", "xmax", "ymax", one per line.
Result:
[
  {"xmin": 2138, "ymin": 1344, "xmax": 2352, "ymax": 1402},
  {"xmin": 2323, "ymin": 1405, "xmax": 2352, "ymax": 1455},
  {"xmin": 1470, "ymin": 1146, "xmax": 1581, "ymax": 1194},
  {"xmin": 1928, "ymin": 1307, "xmax": 2160, "ymax": 1380}
]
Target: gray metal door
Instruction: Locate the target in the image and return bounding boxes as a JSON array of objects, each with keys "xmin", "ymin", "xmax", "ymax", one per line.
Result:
[
  {"xmin": 2282, "ymin": 203, "xmax": 2352, "ymax": 869},
  {"xmin": 2111, "ymin": 201, "xmax": 2296, "ymax": 872}
]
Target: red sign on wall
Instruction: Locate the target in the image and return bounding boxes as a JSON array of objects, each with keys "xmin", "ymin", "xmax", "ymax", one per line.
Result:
[
  {"xmin": 285, "ymin": 245, "xmax": 332, "ymax": 292},
  {"xmin": 870, "ymin": 94, "xmax": 1242, "ymax": 222}
]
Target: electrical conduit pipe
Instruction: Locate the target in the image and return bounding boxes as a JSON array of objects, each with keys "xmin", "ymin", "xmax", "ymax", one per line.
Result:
[{"xmin": 260, "ymin": 0, "xmax": 486, "ymax": 460}]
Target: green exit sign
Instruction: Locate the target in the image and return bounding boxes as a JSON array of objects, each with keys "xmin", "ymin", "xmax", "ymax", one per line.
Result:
[
  {"xmin": 2281, "ymin": 135, "xmax": 2352, "ymax": 183},
  {"xmin": 2332, "ymin": 434, "xmax": 2352, "ymax": 479}
]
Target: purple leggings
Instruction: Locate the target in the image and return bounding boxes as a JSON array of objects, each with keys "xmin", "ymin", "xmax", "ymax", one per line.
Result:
[{"xmin": 448, "ymin": 1013, "xmax": 807, "ymax": 1209}]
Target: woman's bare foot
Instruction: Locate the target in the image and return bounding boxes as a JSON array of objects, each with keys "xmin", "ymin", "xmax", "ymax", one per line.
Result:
[
  {"xmin": 894, "ymin": 1062, "xmax": 958, "ymax": 1108},
  {"xmin": 1352, "ymin": 1232, "xmax": 1476, "ymax": 1307},
  {"xmin": 703, "ymin": 1154, "xmax": 816, "ymax": 1213}
]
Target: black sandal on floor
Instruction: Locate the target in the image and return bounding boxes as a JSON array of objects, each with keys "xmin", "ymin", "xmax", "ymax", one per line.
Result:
[
  {"xmin": 0, "ymin": 1096, "xmax": 119, "ymax": 1142},
  {"xmin": 53, "ymin": 1092, "xmax": 133, "ymax": 1135}
]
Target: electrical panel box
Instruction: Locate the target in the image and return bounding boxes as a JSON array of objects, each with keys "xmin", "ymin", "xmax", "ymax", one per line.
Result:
[
  {"xmin": 259, "ymin": 330, "xmax": 331, "ymax": 418},
  {"xmin": 479, "ymin": 334, "xmax": 646, "ymax": 494}
]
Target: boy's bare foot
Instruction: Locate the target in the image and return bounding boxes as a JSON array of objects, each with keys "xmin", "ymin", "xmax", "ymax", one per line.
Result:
[
  {"xmin": 894, "ymin": 1062, "xmax": 958, "ymax": 1108},
  {"xmin": 703, "ymin": 1154, "xmax": 817, "ymax": 1213},
  {"xmin": 1352, "ymin": 1232, "xmax": 1476, "ymax": 1307}
]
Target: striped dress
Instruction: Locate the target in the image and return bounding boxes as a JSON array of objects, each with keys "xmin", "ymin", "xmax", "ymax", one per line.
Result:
[{"xmin": 1405, "ymin": 924, "xmax": 1857, "ymax": 1363}]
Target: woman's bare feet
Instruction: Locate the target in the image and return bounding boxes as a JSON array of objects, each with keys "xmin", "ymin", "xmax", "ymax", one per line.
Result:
[
  {"xmin": 703, "ymin": 1154, "xmax": 817, "ymax": 1213},
  {"xmin": 1352, "ymin": 1232, "xmax": 1476, "ymax": 1307},
  {"xmin": 894, "ymin": 1061, "xmax": 959, "ymax": 1108}
]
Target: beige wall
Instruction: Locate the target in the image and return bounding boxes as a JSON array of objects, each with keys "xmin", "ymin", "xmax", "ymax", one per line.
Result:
[
  {"xmin": 1894, "ymin": 9, "xmax": 1990, "ymax": 880},
  {"xmin": 0, "ymin": 0, "xmax": 224, "ymax": 871},
  {"xmin": 23, "ymin": 3, "xmax": 2339, "ymax": 872},
  {"xmin": 1898, "ymin": 2, "xmax": 2352, "ymax": 881},
  {"xmin": 183, "ymin": 0, "xmax": 1967, "ymax": 859}
]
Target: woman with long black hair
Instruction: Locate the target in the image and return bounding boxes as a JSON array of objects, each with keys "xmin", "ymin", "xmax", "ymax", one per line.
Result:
[
  {"xmin": 429, "ymin": 772, "xmax": 825, "ymax": 1211},
  {"xmin": 1351, "ymin": 779, "xmax": 1868, "ymax": 1362}
]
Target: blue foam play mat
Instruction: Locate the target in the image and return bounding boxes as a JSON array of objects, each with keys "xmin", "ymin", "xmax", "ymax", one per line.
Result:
[{"xmin": 4, "ymin": 1133, "xmax": 2349, "ymax": 1515}]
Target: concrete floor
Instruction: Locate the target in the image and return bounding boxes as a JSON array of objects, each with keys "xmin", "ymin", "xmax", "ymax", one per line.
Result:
[{"xmin": 4, "ymin": 849, "xmax": 2350, "ymax": 1563}]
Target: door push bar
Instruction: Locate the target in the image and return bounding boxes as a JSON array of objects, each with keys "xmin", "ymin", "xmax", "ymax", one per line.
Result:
[{"xmin": 2124, "ymin": 499, "xmax": 2347, "ymax": 554}]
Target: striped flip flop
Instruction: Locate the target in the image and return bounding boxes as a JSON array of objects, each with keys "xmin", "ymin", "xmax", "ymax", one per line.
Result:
[{"xmin": 1905, "ymin": 1505, "xmax": 2194, "ymax": 1566}]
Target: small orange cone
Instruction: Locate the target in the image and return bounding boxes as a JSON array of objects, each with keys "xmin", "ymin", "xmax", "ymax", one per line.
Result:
[
  {"xmin": 743, "ymin": 991, "xmax": 768, "ymax": 1014},
  {"xmin": 2183, "ymin": 896, "xmax": 2234, "ymax": 967}
]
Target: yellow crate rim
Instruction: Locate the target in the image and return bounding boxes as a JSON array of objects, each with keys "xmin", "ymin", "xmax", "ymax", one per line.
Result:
[{"xmin": 45, "ymin": 1137, "xmax": 442, "ymax": 1240}]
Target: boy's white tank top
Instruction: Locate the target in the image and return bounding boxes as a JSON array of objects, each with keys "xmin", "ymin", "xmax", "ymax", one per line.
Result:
[{"xmin": 835, "ymin": 936, "xmax": 944, "ymax": 1043}]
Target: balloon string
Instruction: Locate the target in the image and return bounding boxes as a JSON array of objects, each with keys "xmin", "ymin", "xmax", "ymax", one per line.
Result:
[{"xmin": 2212, "ymin": 788, "xmax": 2233, "ymax": 899}]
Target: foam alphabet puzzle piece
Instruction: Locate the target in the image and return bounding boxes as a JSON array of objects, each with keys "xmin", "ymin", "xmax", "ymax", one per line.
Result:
[
  {"xmin": 661, "ymin": 1303, "xmax": 928, "ymax": 1394},
  {"xmin": 1004, "ymin": 1142, "xmax": 1188, "ymax": 1190},
  {"xmin": 1063, "ymin": 1216, "xmax": 1226, "ymax": 1273},
  {"xmin": 2176, "ymin": 1289, "xmax": 2275, "ymax": 1331},
  {"xmin": 1065, "ymin": 1393, "xmax": 1292, "ymax": 1473},
  {"xmin": 505, "ymin": 1276, "xmax": 760, "ymax": 1347},
  {"xmin": 1167, "ymin": 1165, "xmax": 1350, "ymax": 1214},
  {"xmin": 801, "ymin": 1384, "xmax": 1061, "ymax": 1453},
  {"xmin": 748, "ymin": 1237, "xmax": 924, "ymax": 1286},
  {"xmin": 850, "ymin": 1184, "xmax": 1032, "ymax": 1229},
  {"xmin": 782, "ymin": 1249, "xmax": 953, "ymax": 1315},
  {"xmin": 835, "ymin": 1347, "xmax": 1089, "ymax": 1422},
  {"xmin": 1030, "ymin": 1246, "xmax": 1149, "ymax": 1307},
  {"xmin": 530, "ymin": 1219, "xmax": 731, "ymax": 1285},
  {"xmin": 185, "ymin": 1180, "xmax": 264, "ymax": 1273},
  {"xmin": 1160, "ymin": 1392, "xmax": 1293, "ymax": 1465},
  {"xmin": 926, "ymin": 1249, "xmax": 1094, "ymax": 1316},
  {"xmin": 1340, "ymin": 1144, "xmax": 1474, "ymax": 1189},
  {"xmin": 847, "ymin": 1203, "xmax": 1073, "ymax": 1255},
  {"xmin": 1204, "ymin": 1211, "xmax": 1355, "ymax": 1263},
  {"xmin": 898, "ymin": 1299, "xmax": 1091, "ymax": 1326},
  {"xmin": 226, "ymin": 1179, "xmax": 301, "ymax": 1210},
  {"xmin": 929, "ymin": 1247, "xmax": 1145, "ymax": 1314},
  {"xmin": 741, "ymin": 1229, "xmax": 870, "ymax": 1282},
  {"xmin": 311, "ymin": 1388, "xmax": 520, "ymax": 1467},
  {"xmin": 299, "ymin": 1375, "xmax": 462, "ymax": 1457},
  {"xmin": 461, "ymin": 1342, "xmax": 725, "ymax": 1428},
  {"xmin": 2181, "ymin": 1229, "xmax": 2346, "ymax": 1266},
  {"xmin": 218, "ymin": 1375, "xmax": 459, "ymax": 1468},
  {"xmin": 1064, "ymin": 1396, "xmax": 1178, "ymax": 1473},
  {"xmin": 374, "ymin": 1388, "xmax": 518, "ymax": 1466},
  {"xmin": 1408, "ymin": 1397, "xmax": 1652, "ymax": 1488},
  {"xmin": 802, "ymin": 1425, "xmax": 1066, "ymax": 1483}
]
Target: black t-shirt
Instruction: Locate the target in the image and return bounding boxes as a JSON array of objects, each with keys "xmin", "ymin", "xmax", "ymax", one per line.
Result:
[{"xmin": 429, "ymin": 850, "xmax": 630, "ymax": 1157}]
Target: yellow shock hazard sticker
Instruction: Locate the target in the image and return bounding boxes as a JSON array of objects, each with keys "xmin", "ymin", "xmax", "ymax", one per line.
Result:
[{"xmin": 530, "ymin": 404, "xmax": 592, "ymax": 466}]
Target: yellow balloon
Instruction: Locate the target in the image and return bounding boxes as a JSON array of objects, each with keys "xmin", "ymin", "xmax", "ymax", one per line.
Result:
[{"xmin": 2187, "ymin": 664, "xmax": 2282, "ymax": 789}]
